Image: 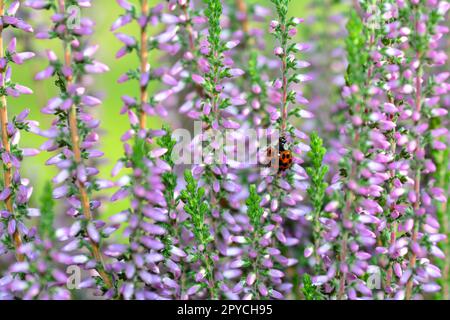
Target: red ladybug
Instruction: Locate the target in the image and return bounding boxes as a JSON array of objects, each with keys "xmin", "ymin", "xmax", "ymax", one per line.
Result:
[
  {"xmin": 265, "ymin": 136, "xmax": 293, "ymax": 173},
  {"xmin": 278, "ymin": 136, "xmax": 293, "ymax": 172}
]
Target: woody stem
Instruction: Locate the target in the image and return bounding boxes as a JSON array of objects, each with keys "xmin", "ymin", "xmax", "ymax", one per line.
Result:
[
  {"xmin": 139, "ymin": 0, "xmax": 149, "ymax": 129},
  {"xmin": 58, "ymin": 0, "xmax": 113, "ymax": 289},
  {"xmin": 0, "ymin": 0, "xmax": 24, "ymax": 262}
]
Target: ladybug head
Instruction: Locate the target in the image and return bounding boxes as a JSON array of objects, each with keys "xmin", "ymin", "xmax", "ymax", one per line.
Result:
[{"xmin": 279, "ymin": 136, "xmax": 288, "ymax": 151}]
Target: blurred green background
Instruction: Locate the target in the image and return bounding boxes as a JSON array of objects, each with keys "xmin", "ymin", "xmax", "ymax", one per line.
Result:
[{"xmin": 11, "ymin": 0, "xmax": 316, "ymax": 215}]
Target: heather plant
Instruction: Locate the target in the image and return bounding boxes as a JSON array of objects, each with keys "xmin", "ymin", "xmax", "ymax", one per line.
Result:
[
  {"xmin": 0, "ymin": 0, "xmax": 448, "ymax": 301},
  {"xmin": 429, "ymin": 20, "xmax": 450, "ymax": 298},
  {"xmin": 434, "ymin": 145, "xmax": 449, "ymax": 299},
  {"xmin": 224, "ymin": 0, "xmax": 273, "ymax": 121},
  {"xmin": 252, "ymin": 0, "xmax": 312, "ymax": 299},
  {"xmin": 313, "ymin": 4, "xmax": 404, "ymax": 299},
  {"xmin": 309, "ymin": 0, "xmax": 449, "ymax": 300},
  {"xmin": 394, "ymin": 0, "xmax": 448, "ymax": 300},
  {"xmin": 110, "ymin": 0, "xmax": 190, "ymax": 300},
  {"xmin": 25, "ymin": 0, "xmax": 115, "ymax": 295},
  {"xmin": 190, "ymin": 0, "xmax": 245, "ymax": 189},
  {"xmin": 0, "ymin": 0, "xmax": 35, "ymax": 264},
  {"xmin": 356, "ymin": 0, "xmax": 427, "ymax": 300},
  {"xmin": 0, "ymin": 0, "xmax": 75, "ymax": 300},
  {"xmin": 183, "ymin": 0, "xmax": 251, "ymax": 300},
  {"xmin": 0, "ymin": 0, "xmax": 36, "ymax": 291},
  {"xmin": 305, "ymin": 132, "xmax": 328, "ymax": 274},
  {"xmin": 236, "ymin": 183, "xmax": 293, "ymax": 300},
  {"xmin": 367, "ymin": 2, "xmax": 415, "ymax": 299},
  {"xmin": 180, "ymin": 169, "xmax": 217, "ymax": 299},
  {"xmin": 241, "ymin": 184, "xmax": 265, "ymax": 299},
  {"xmin": 431, "ymin": 4, "xmax": 450, "ymax": 299}
]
